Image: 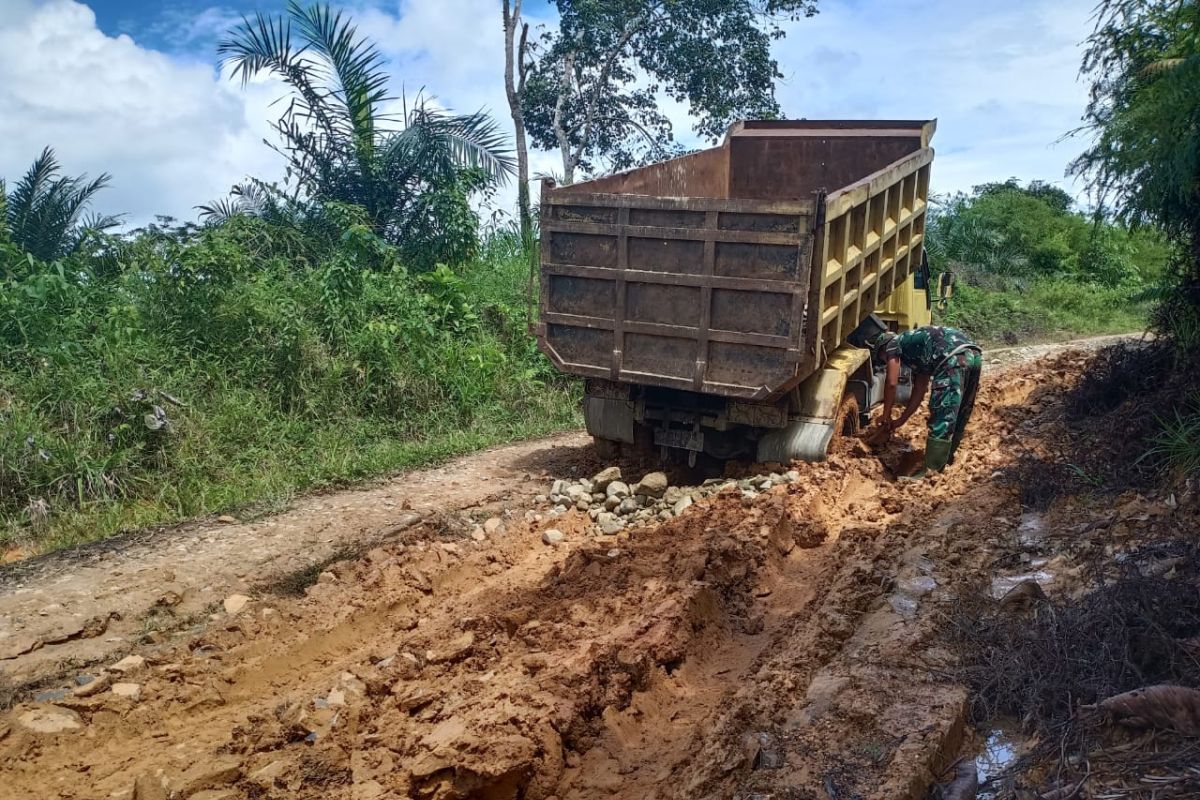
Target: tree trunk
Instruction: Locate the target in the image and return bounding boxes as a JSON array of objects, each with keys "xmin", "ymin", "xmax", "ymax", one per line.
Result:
[
  {"xmin": 554, "ymin": 53, "xmax": 577, "ymax": 185},
  {"xmin": 502, "ymin": 0, "xmax": 533, "ymax": 251}
]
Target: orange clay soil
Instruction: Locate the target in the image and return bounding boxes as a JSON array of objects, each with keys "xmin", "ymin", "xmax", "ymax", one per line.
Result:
[{"xmin": 0, "ymin": 351, "xmax": 1112, "ymax": 799}]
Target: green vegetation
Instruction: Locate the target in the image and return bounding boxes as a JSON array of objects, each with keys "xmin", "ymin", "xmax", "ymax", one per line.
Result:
[
  {"xmin": 1066, "ymin": 0, "xmax": 1200, "ymax": 478},
  {"xmin": 520, "ymin": 0, "xmax": 819, "ymax": 181},
  {"xmin": 0, "ymin": 2, "xmax": 581, "ymax": 553},
  {"xmin": 501, "ymin": 0, "xmax": 822, "ymax": 242},
  {"xmin": 926, "ymin": 179, "xmax": 1170, "ymax": 343},
  {"xmin": 1, "ymin": 147, "xmax": 121, "ymax": 262},
  {"xmin": 939, "ymin": 281, "xmax": 1148, "ymax": 345},
  {"xmin": 212, "ymin": 1, "xmax": 516, "ymax": 269},
  {"xmin": 0, "ymin": 206, "xmax": 575, "ymax": 552}
]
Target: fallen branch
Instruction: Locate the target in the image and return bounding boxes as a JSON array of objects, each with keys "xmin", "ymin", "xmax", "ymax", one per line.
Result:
[{"xmin": 1091, "ymin": 685, "xmax": 1200, "ymax": 737}]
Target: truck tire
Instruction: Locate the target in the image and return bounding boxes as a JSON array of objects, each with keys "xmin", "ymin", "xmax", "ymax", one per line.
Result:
[
  {"xmin": 836, "ymin": 395, "xmax": 861, "ymax": 438},
  {"xmin": 829, "ymin": 395, "xmax": 861, "ymax": 453},
  {"xmin": 593, "ymin": 437, "xmax": 622, "ymax": 460}
]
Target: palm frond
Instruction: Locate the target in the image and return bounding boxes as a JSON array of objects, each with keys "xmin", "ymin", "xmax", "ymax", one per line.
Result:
[
  {"xmin": 385, "ymin": 104, "xmax": 516, "ymax": 185},
  {"xmin": 219, "ymin": 5, "xmax": 514, "ymax": 263},
  {"xmin": 290, "ymin": 0, "xmax": 391, "ymax": 124},
  {"xmin": 4, "ymin": 148, "xmax": 116, "ymax": 261},
  {"xmin": 218, "ymin": 9, "xmax": 341, "ymax": 144},
  {"xmin": 8, "ymin": 147, "xmax": 61, "ymax": 247},
  {"xmin": 197, "ymin": 197, "xmax": 247, "ymax": 224}
]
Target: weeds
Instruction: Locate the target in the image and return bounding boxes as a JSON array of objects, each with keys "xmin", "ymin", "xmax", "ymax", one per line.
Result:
[
  {"xmin": 0, "ymin": 219, "xmax": 580, "ymax": 554},
  {"xmin": 1065, "ymin": 340, "xmax": 1200, "ymax": 482},
  {"xmin": 1067, "ymin": 340, "xmax": 1172, "ymax": 417},
  {"xmin": 1144, "ymin": 405, "xmax": 1200, "ymax": 478},
  {"xmin": 939, "ymin": 279, "xmax": 1149, "ymax": 344},
  {"xmin": 946, "ymin": 554, "xmax": 1200, "ymax": 798}
]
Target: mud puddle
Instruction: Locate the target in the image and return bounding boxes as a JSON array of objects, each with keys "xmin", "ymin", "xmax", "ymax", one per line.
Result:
[{"xmin": 974, "ymin": 723, "xmax": 1030, "ymax": 799}]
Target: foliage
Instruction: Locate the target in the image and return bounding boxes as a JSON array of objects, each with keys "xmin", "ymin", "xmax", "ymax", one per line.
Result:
[
  {"xmin": 927, "ymin": 178, "xmax": 1169, "ymax": 288},
  {"xmin": 216, "ymin": 1, "xmax": 515, "ymax": 269},
  {"xmin": 925, "ymin": 178, "xmax": 1168, "ymax": 343},
  {"xmin": 1071, "ymin": 0, "xmax": 1200, "ymax": 249},
  {"xmin": 938, "ymin": 279, "xmax": 1148, "ymax": 344},
  {"xmin": 0, "ymin": 147, "xmax": 122, "ymax": 265},
  {"xmin": 522, "ymin": 0, "xmax": 819, "ymax": 181},
  {"xmin": 0, "ymin": 215, "xmax": 577, "ymax": 552},
  {"xmin": 1146, "ymin": 398, "xmax": 1200, "ymax": 477},
  {"xmin": 1066, "ymin": 0, "xmax": 1200, "ymax": 479}
]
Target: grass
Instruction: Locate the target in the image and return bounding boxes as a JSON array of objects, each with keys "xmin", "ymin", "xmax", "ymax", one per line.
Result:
[
  {"xmin": 939, "ymin": 279, "xmax": 1149, "ymax": 345},
  {"xmin": 0, "ymin": 221, "xmax": 581, "ymax": 556},
  {"xmin": 17, "ymin": 399, "xmax": 578, "ymax": 554}
]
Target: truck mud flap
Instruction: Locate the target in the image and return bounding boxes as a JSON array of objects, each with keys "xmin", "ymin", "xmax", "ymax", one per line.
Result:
[
  {"xmin": 756, "ymin": 416, "xmax": 834, "ymax": 463},
  {"xmin": 583, "ymin": 396, "xmax": 635, "ymax": 444}
]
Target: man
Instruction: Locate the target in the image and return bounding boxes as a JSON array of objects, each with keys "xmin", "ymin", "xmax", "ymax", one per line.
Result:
[{"xmin": 866, "ymin": 325, "xmax": 983, "ymax": 477}]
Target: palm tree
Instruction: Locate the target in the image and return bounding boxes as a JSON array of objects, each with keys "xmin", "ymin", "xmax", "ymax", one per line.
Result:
[
  {"xmin": 217, "ymin": 1, "xmax": 516, "ymax": 266},
  {"xmin": 1, "ymin": 148, "xmax": 121, "ymax": 262}
]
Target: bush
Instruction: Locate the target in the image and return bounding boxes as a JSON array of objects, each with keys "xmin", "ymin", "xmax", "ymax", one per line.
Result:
[
  {"xmin": 0, "ymin": 216, "xmax": 577, "ymax": 552},
  {"xmin": 927, "ymin": 179, "xmax": 1169, "ymax": 344},
  {"xmin": 939, "ymin": 279, "xmax": 1149, "ymax": 343}
]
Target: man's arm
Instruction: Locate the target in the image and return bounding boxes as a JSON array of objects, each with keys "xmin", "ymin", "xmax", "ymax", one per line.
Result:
[
  {"xmin": 891, "ymin": 373, "xmax": 930, "ymax": 430},
  {"xmin": 878, "ymin": 355, "xmax": 901, "ymax": 430}
]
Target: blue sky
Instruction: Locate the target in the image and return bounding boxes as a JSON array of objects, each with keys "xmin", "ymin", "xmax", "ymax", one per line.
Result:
[
  {"xmin": 89, "ymin": 0, "xmax": 246, "ymax": 54},
  {"xmin": 1, "ymin": 0, "xmax": 1098, "ymax": 224}
]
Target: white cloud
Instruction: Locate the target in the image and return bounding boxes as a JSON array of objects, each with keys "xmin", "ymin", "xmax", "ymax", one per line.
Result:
[
  {"xmin": 0, "ymin": 0, "xmax": 1098, "ymax": 226},
  {"xmin": 350, "ymin": 0, "xmax": 562, "ymax": 213},
  {"xmin": 0, "ymin": 0, "xmax": 280, "ymax": 225},
  {"xmin": 773, "ymin": 0, "xmax": 1093, "ymax": 198}
]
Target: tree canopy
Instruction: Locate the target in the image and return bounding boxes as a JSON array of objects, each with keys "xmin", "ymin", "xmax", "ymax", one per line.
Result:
[
  {"xmin": 1069, "ymin": 0, "xmax": 1200, "ymax": 342},
  {"xmin": 217, "ymin": 1, "xmax": 516, "ymax": 268},
  {"xmin": 1071, "ymin": 0, "xmax": 1200, "ymax": 256},
  {"xmin": 521, "ymin": 0, "xmax": 818, "ymax": 183},
  {"xmin": 927, "ymin": 180, "xmax": 1169, "ymax": 289}
]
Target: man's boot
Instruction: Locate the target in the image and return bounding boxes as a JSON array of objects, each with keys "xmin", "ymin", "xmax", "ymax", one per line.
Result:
[
  {"xmin": 899, "ymin": 436, "xmax": 954, "ymax": 481},
  {"xmin": 925, "ymin": 436, "xmax": 953, "ymax": 473}
]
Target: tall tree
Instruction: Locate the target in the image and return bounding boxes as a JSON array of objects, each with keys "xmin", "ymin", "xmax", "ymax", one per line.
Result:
[
  {"xmin": 219, "ymin": 1, "xmax": 516, "ymax": 267},
  {"xmin": 520, "ymin": 0, "xmax": 818, "ymax": 184},
  {"xmin": 1070, "ymin": 0, "xmax": 1200, "ymax": 285},
  {"xmin": 0, "ymin": 147, "xmax": 120, "ymax": 263},
  {"xmin": 502, "ymin": 0, "xmax": 535, "ymax": 253}
]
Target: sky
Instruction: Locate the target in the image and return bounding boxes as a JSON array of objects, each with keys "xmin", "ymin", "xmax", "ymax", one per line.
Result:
[{"xmin": 0, "ymin": 0, "xmax": 1099, "ymax": 226}]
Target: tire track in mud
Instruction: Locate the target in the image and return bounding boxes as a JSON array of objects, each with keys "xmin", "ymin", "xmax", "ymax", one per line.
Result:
[{"xmin": 0, "ymin": 361, "xmax": 1059, "ymax": 800}]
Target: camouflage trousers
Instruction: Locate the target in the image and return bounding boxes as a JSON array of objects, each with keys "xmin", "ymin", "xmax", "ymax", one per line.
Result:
[{"xmin": 929, "ymin": 348, "xmax": 983, "ymax": 456}]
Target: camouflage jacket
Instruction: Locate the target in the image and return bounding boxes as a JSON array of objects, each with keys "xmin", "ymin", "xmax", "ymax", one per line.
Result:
[{"xmin": 879, "ymin": 326, "xmax": 979, "ymax": 375}]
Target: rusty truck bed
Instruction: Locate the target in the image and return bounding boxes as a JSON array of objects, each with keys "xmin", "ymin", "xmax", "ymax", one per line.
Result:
[{"xmin": 536, "ymin": 120, "xmax": 935, "ymax": 401}]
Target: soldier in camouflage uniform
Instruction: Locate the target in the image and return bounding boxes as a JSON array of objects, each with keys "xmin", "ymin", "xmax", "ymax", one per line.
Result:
[{"xmin": 866, "ymin": 325, "xmax": 983, "ymax": 477}]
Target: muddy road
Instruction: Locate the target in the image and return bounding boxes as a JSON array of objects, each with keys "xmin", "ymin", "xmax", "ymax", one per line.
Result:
[{"xmin": 0, "ymin": 340, "xmax": 1159, "ymax": 799}]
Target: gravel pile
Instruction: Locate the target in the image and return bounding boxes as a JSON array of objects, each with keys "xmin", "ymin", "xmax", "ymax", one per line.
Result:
[{"xmin": 537, "ymin": 466, "xmax": 801, "ymax": 536}]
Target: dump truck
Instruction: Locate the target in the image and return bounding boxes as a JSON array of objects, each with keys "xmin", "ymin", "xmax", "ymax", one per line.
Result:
[{"xmin": 535, "ymin": 119, "xmax": 942, "ymax": 464}]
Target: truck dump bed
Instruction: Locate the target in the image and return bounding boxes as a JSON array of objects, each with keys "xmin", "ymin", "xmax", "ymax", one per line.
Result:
[{"xmin": 536, "ymin": 120, "xmax": 935, "ymax": 401}]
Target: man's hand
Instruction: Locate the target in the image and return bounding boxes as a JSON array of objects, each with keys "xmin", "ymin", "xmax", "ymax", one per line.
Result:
[{"xmin": 865, "ymin": 419, "xmax": 893, "ymax": 446}]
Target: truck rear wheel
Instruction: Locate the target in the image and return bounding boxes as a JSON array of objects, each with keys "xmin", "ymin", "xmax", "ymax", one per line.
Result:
[
  {"xmin": 829, "ymin": 395, "xmax": 861, "ymax": 452},
  {"xmin": 592, "ymin": 437, "xmax": 622, "ymax": 460}
]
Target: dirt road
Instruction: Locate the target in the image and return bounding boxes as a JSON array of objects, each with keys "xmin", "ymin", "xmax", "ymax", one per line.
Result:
[
  {"xmin": 0, "ymin": 338, "xmax": 1157, "ymax": 799},
  {"xmin": 0, "ymin": 432, "xmax": 600, "ymax": 684}
]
